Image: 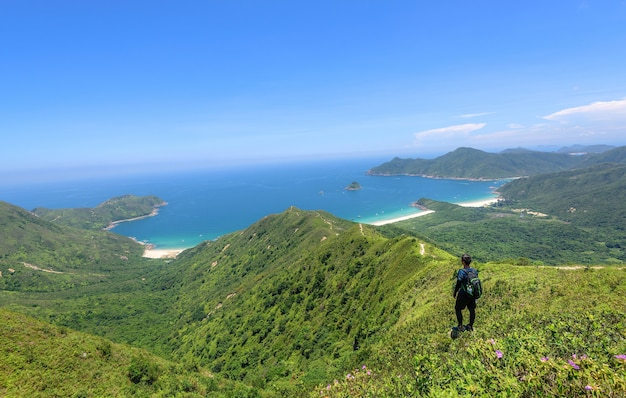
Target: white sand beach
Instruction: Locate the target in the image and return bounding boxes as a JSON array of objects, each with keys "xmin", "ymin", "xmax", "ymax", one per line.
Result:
[
  {"xmin": 456, "ymin": 197, "xmax": 500, "ymax": 207},
  {"xmin": 367, "ymin": 197, "xmax": 500, "ymax": 226},
  {"xmin": 367, "ymin": 210, "xmax": 435, "ymax": 226},
  {"xmin": 142, "ymin": 248, "xmax": 186, "ymax": 259}
]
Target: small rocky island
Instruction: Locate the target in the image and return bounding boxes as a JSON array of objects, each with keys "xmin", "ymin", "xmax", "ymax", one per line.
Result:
[{"xmin": 345, "ymin": 181, "xmax": 362, "ymax": 191}]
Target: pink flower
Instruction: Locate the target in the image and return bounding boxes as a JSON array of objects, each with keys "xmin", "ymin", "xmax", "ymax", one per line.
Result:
[
  {"xmin": 488, "ymin": 338, "xmax": 496, "ymax": 345},
  {"xmin": 540, "ymin": 357, "xmax": 549, "ymax": 362},
  {"xmin": 615, "ymin": 354, "xmax": 626, "ymax": 360},
  {"xmin": 585, "ymin": 385, "xmax": 593, "ymax": 391},
  {"xmin": 567, "ymin": 359, "xmax": 580, "ymax": 370},
  {"xmin": 495, "ymin": 350, "xmax": 503, "ymax": 359}
]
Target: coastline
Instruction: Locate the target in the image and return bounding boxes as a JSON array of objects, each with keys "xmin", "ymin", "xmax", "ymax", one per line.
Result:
[
  {"xmin": 366, "ymin": 171, "xmax": 514, "ymax": 182},
  {"xmin": 366, "ymin": 196, "xmax": 500, "ymax": 226}
]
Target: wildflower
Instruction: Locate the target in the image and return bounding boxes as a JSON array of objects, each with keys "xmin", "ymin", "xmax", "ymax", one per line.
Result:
[
  {"xmin": 567, "ymin": 359, "xmax": 580, "ymax": 370},
  {"xmin": 488, "ymin": 338, "xmax": 496, "ymax": 345},
  {"xmin": 326, "ymin": 384, "xmax": 331, "ymax": 390},
  {"xmin": 495, "ymin": 350, "xmax": 503, "ymax": 359},
  {"xmin": 540, "ymin": 357, "xmax": 549, "ymax": 362},
  {"xmin": 367, "ymin": 371, "xmax": 371, "ymax": 376},
  {"xmin": 362, "ymin": 365, "xmax": 367, "ymax": 370},
  {"xmin": 615, "ymin": 354, "xmax": 626, "ymax": 360},
  {"xmin": 346, "ymin": 373, "xmax": 353, "ymax": 380},
  {"xmin": 585, "ymin": 385, "xmax": 593, "ymax": 391}
]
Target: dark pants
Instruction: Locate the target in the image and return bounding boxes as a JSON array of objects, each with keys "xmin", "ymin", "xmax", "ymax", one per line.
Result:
[{"xmin": 455, "ymin": 292, "xmax": 476, "ymax": 327}]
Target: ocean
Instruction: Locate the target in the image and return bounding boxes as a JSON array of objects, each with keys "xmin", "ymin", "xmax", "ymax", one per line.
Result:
[{"xmin": 1, "ymin": 158, "xmax": 507, "ymax": 249}]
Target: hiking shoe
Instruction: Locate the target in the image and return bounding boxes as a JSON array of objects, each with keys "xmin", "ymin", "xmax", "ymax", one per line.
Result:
[
  {"xmin": 457, "ymin": 325, "xmax": 465, "ymax": 332},
  {"xmin": 464, "ymin": 325, "xmax": 473, "ymax": 332}
]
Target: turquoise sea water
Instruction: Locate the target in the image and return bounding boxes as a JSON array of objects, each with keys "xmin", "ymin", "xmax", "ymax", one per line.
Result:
[{"xmin": 1, "ymin": 158, "xmax": 507, "ymax": 249}]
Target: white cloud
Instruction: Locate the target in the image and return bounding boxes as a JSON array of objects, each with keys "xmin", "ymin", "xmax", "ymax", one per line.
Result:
[
  {"xmin": 507, "ymin": 123, "xmax": 524, "ymax": 129},
  {"xmin": 415, "ymin": 123, "xmax": 486, "ymax": 138},
  {"xmin": 542, "ymin": 98, "xmax": 626, "ymax": 122},
  {"xmin": 457, "ymin": 112, "xmax": 493, "ymax": 118},
  {"xmin": 413, "ymin": 123, "xmax": 487, "ymax": 148}
]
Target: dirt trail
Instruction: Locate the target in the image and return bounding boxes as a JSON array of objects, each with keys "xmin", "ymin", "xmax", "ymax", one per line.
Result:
[{"xmin": 22, "ymin": 262, "xmax": 63, "ymax": 274}]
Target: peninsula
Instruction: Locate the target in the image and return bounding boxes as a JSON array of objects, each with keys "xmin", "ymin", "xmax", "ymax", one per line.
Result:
[{"xmin": 32, "ymin": 195, "xmax": 167, "ymax": 231}]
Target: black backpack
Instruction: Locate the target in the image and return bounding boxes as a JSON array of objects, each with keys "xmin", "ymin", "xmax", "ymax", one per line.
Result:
[{"xmin": 463, "ymin": 268, "xmax": 482, "ymax": 299}]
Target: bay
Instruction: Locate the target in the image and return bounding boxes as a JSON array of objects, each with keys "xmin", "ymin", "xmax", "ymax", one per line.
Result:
[{"xmin": 1, "ymin": 158, "xmax": 507, "ymax": 249}]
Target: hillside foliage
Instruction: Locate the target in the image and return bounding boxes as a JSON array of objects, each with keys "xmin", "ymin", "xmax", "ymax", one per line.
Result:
[
  {"xmin": 2, "ymin": 148, "xmax": 626, "ymax": 396},
  {"xmin": 367, "ymin": 147, "xmax": 588, "ymax": 178}
]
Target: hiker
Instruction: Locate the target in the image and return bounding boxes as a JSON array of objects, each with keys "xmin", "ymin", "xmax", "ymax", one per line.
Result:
[{"xmin": 453, "ymin": 254, "xmax": 478, "ymax": 332}]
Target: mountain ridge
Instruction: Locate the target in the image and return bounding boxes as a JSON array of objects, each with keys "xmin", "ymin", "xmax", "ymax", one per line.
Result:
[{"xmin": 368, "ymin": 146, "xmax": 626, "ymax": 179}]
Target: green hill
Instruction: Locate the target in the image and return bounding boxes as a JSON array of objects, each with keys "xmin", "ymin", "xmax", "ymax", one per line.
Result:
[
  {"xmin": 0, "ymin": 308, "xmax": 260, "ymax": 397},
  {"xmin": 32, "ymin": 194, "xmax": 166, "ymax": 230},
  {"xmin": 1, "ymin": 198, "xmax": 625, "ymax": 396},
  {"xmin": 498, "ymin": 162, "xmax": 626, "ymax": 231},
  {"xmin": 0, "ymin": 201, "xmax": 143, "ymax": 286},
  {"xmin": 135, "ymin": 208, "xmax": 624, "ymax": 395},
  {"xmin": 367, "ymin": 147, "xmax": 588, "ymax": 179},
  {"xmin": 577, "ymin": 145, "xmax": 626, "ymax": 167}
]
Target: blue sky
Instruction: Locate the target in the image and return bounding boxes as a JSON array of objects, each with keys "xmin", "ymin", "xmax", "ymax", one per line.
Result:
[{"xmin": 2, "ymin": 1, "xmax": 626, "ymax": 178}]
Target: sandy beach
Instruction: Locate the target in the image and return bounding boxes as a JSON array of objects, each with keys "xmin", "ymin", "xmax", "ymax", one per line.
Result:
[
  {"xmin": 456, "ymin": 197, "xmax": 500, "ymax": 207},
  {"xmin": 367, "ymin": 197, "xmax": 500, "ymax": 226},
  {"xmin": 367, "ymin": 210, "xmax": 435, "ymax": 226},
  {"xmin": 142, "ymin": 248, "xmax": 186, "ymax": 259}
]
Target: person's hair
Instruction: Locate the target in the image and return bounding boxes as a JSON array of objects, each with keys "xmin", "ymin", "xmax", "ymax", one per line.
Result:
[{"xmin": 461, "ymin": 254, "xmax": 472, "ymax": 266}]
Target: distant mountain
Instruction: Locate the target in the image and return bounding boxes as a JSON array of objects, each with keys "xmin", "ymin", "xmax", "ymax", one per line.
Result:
[
  {"xmin": 575, "ymin": 145, "xmax": 626, "ymax": 167},
  {"xmin": 368, "ymin": 147, "xmax": 587, "ymax": 179},
  {"xmin": 556, "ymin": 144, "xmax": 616, "ymax": 154}
]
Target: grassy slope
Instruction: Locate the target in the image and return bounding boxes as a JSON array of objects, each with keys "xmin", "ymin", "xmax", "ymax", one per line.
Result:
[
  {"xmin": 0, "ymin": 309, "xmax": 231, "ymax": 397},
  {"xmin": 314, "ymin": 260, "xmax": 626, "ymax": 397}
]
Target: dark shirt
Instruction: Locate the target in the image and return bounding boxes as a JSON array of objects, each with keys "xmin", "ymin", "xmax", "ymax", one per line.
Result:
[{"xmin": 454, "ymin": 267, "xmax": 478, "ymax": 298}]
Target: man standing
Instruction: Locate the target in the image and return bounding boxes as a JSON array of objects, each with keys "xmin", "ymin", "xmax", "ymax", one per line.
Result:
[{"xmin": 453, "ymin": 254, "xmax": 477, "ymax": 332}]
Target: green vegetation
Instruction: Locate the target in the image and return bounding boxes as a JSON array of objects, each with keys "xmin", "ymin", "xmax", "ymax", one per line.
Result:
[
  {"xmin": 2, "ymin": 203, "xmax": 624, "ymax": 396},
  {"xmin": 0, "ymin": 309, "xmax": 263, "ymax": 397},
  {"xmin": 381, "ymin": 160, "xmax": 626, "ymax": 265},
  {"xmin": 2, "ymin": 148, "xmax": 626, "ymax": 396},
  {"xmin": 387, "ymin": 197, "xmax": 626, "ymax": 265},
  {"xmin": 367, "ymin": 147, "xmax": 587, "ymax": 178},
  {"xmin": 345, "ymin": 181, "xmax": 362, "ymax": 190},
  {"xmin": 33, "ymin": 194, "xmax": 165, "ymax": 230},
  {"xmin": 0, "ymin": 201, "xmax": 143, "ymax": 280}
]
